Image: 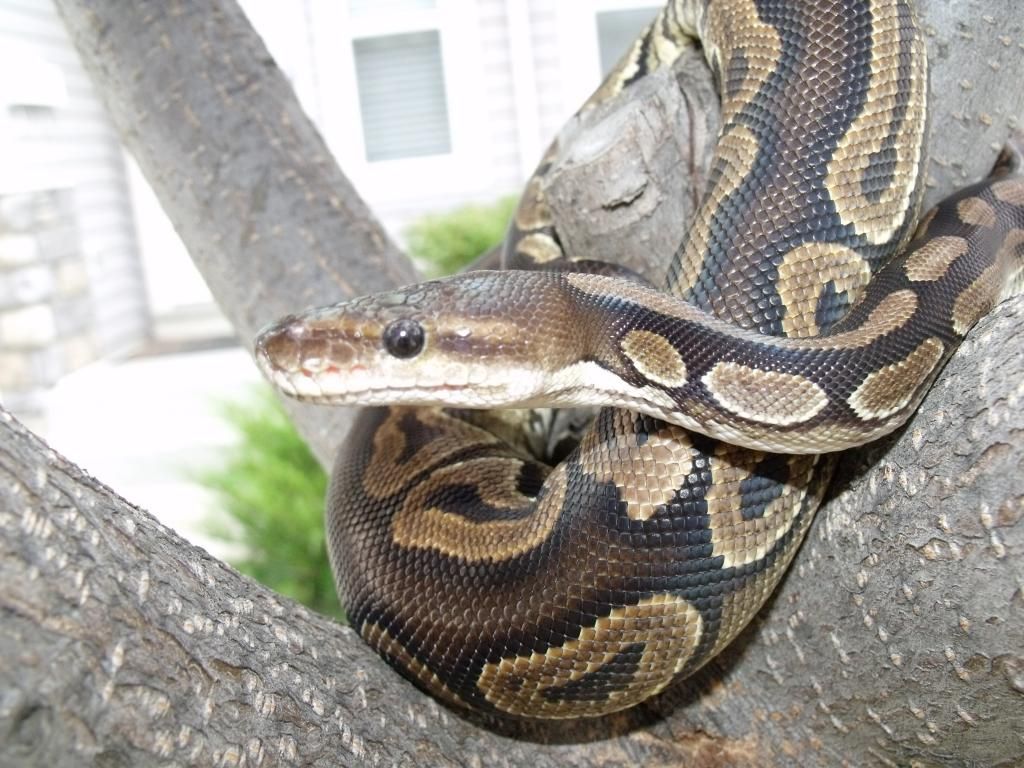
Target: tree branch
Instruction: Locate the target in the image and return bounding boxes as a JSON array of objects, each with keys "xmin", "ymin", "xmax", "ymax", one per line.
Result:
[{"xmin": 3, "ymin": 295, "xmax": 1021, "ymax": 766}]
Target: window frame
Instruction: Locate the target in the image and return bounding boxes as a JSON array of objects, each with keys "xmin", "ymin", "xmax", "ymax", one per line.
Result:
[{"xmin": 306, "ymin": 0, "xmax": 490, "ymax": 203}]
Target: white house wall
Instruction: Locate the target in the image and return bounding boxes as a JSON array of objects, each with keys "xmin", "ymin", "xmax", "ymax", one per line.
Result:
[
  {"xmin": 0, "ymin": 0, "xmax": 147, "ymax": 368},
  {"xmin": 2, "ymin": 0, "xmax": 669, "ymax": 369}
]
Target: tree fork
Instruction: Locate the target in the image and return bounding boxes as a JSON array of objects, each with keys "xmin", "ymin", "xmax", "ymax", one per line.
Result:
[{"xmin": 0, "ymin": 0, "xmax": 1020, "ymax": 764}]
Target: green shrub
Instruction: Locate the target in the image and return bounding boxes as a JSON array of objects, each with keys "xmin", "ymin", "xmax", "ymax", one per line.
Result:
[
  {"xmin": 405, "ymin": 195, "xmax": 518, "ymax": 276},
  {"xmin": 199, "ymin": 386, "xmax": 343, "ymax": 620}
]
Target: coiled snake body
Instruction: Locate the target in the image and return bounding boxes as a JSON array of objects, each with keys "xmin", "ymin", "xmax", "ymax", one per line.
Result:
[{"xmin": 256, "ymin": 0, "xmax": 1024, "ymax": 718}]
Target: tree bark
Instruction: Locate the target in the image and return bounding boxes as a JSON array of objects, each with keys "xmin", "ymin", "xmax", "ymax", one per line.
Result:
[{"xmin": 1, "ymin": 0, "xmax": 1021, "ymax": 765}]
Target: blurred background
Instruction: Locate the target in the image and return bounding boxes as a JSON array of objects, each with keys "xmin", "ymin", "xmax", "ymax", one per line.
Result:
[{"xmin": 0, "ymin": 0, "xmax": 659, "ymax": 613}]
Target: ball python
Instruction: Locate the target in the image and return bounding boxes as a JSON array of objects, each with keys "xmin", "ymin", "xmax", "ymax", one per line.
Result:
[{"xmin": 255, "ymin": 0, "xmax": 1024, "ymax": 719}]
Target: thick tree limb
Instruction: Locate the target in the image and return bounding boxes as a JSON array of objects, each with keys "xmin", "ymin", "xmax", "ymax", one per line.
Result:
[
  {"xmin": 1, "ymin": 0, "xmax": 1021, "ymax": 765},
  {"xmin": 2, "ymin": 297, "xmax": 1021, "ymax": 767}
]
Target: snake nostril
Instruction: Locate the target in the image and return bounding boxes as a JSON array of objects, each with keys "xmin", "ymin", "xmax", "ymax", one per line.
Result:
[{"xmin": 256, "ymin": 316, "xmax": 307, "ymax": 367}]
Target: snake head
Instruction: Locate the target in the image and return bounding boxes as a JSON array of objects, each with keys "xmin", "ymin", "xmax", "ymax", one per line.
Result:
[{"xmin": 254, "ymin": 271, "xmax": 579, "ymax": 407}]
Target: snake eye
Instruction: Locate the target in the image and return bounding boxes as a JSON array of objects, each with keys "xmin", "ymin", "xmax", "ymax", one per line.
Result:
[{"xmin": 382, "ymin": 318, "xmax": 425, "ymax": 359}]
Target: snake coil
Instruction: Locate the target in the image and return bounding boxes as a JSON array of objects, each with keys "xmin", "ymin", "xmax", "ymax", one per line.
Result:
[{"xmin": 256, "ymin": 0, "xmax": 1024, "ymax": 718}]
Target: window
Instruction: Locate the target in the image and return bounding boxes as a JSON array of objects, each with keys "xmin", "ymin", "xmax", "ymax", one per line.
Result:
[
  {"xmin": 595, "ymin": 7, "xmax": 661, "ymax": 77},
  {"xmin": 353, "ymin": 30, "xmax": 452, "ymax": 162}
]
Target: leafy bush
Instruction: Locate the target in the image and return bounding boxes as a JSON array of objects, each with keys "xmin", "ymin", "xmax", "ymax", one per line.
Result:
[
  {"xmin": 405, "ymin": 195, "xmax": 518, "ymax": 276},
  {"xmin": 199, "ymin": 386, "xmax": 342, "ymax": 620}
]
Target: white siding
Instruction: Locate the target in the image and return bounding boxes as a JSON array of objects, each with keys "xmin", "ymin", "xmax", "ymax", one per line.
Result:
[
  {"xmin": 0, "ymin": 0, "xmax": 148, "ymax": 359},
  {"xmin": 527, "ymin": 0, "xmax": 570, "ymax": 146},
  {"xmin": 476, "ymin": 0, "xmax": 525, "ymax": 185}
]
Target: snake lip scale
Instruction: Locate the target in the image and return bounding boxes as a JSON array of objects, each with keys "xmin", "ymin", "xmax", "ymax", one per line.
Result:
[{"xmin": 258, "ymin": 0, "xmax": 1024, "ymax": 719}]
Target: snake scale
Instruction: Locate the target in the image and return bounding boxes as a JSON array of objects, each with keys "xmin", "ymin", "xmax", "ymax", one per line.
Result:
[{"xmin": 256, "ymin": 0, "xmax": 1024, "ymax": 719}]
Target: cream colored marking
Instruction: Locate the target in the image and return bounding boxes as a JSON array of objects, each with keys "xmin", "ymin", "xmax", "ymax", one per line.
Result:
[
  {"xmin": 364, "ymin": 409, "xmax": 502, "ymax": 500},
  {"xmin": 826, "ymin": 0, "xmax": 928, "ymax": 244},
  {"xmin": 704, "ymin": 0, "xmax": 782, "ymax": 126},
  {"xmin": 712, "ymin": 417, "xmax": 910, "ymax": 453},
  {"xmin": 703, "ymin": 363, "xmax": 829, "ymax": 426},
  {"xmin": 991, "ymin": 179, "xmax": 1024, "ymax": 207},
  {"xmin": 621, "ymin": 329, "xmax": 689, "ymax": 387},
  {"xmin": 650, "ymin": 12, "xmax": 690, "ymax": 65},
  {"xmin": 362, "ymin": 622, "xmax": 465, "ymax": 709},
  {"xmin": 578, "ymin": 411, "xmax": 695, "ymax": 521},
  {"xmin": 392, "ymin": 459, "xmax": 566, "ymax": 562},
  {"xmin": 514, "ymin": 176, "xmax": 553, "ymax": 231},
  {"xmin": 776, "ymin": 242, "xmax": 872, "ymax": 337},
  {"xmin": 672, "ymin": 123, "xmax": 763, "ymax": 297},
  {"xmin": 477, "ymin": 594, "xmax": 703, "ymax": 718},
  {"xmin": 587, "ymin": 3, "xmax": 696, "ymax": 107},
  {"xmin": 706, "ymin": 447, "xmax": 818, "ymax": 570},
  {"xmin": 565, "ymin": 272, "xmax": 917, "ymax": 355},
  {"xmin": 952, "ymin": 262, "xmax": 1003, "ymax": 336},
  {"xmin": 706, "ymin": 454, "xmax": 823, "ymax": 659},
  {"xmin": 956, "ymin": 197, "xmax": 997, "ymax": 228},
  {"xmin": 515, "ymin": 232, "xmax": 562, "ymax": 263},
  {"xmin": 797, "ymin": 289, "xmax": 918, "ymax": 349},
  {"xmin": 848, "ymin": 337, "xmax": 944, "ymax": 420},
  {"xmin": 546, "ymin": 360, "xmax": 679, "ymax": 414},
  {"xmin": 904, "ymin": 235, "xmax": 969, "ymax": 282}
]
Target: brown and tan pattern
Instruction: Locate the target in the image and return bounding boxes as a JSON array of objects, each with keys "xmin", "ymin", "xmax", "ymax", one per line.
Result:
[
  {"xmin": 392, "ymin": 457, "xmax": 566, "ymax": 562},
  {"xmin": 952, "ymin": 261, "xmax": 1006, "ymax": 335},
  {"xmin": 670, "ymin": 122, "xmax": 762, "ymax": 299},
  {"xmin": 702, "ymin": 0, "xmax": 781, "ymax": 127},
  {"xmin": 362, "ymin": 408, "xmax": 503, "ymax": 500},
  {"xmin": 620, "ymin": 329, "xmax": 689, "ymax": 387},
  {"xmin": 776, "ymin": 243, "xmax": 873, "ymax": 337},
  {"xmin": 788, "ymin": 289, "xmax": 919, "ymax": 350},
  {"xmin": 362, "ymin": 622, "xmax": 467, "ymax": 710},
  {"xmin": 255, "ymin": 0, "xmax": 1024, "ymax": 719},
  {"xmin": 848, "ymin": 337, "xmax": 944, "ymax": 420},
  {"xmin": 703, "ymin": 363, "xmax": 829, "ymax": 426},
  {"xmin": 477, "ymin": 594, "xmax": 703, "ymax": 718},
  {"xmin": 904, "ymin": 235, "xmax": 969, "ymax": 282},
  {"xmin": 957, "ymin": 196, "xmax": 998, "ymax": 228},
  {"xmin": 704, "ymin": 448, "xmax": 817, "ymax": 569},
  {"xmin": 825, "ymin": 0, "xmax": 928, "ymax": 246},
  {"xmin": 577, "ymin": 411, "xmax": 695, "ymax": 521},
  {"xmin": 992, "ymin": 178, "xmax": 1024, "ymax": 207}
]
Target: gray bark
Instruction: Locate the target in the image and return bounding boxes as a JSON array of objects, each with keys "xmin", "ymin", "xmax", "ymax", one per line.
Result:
[{"xmin": 1, "ymin": 0, "xmax": 1021, "ymax": 765}]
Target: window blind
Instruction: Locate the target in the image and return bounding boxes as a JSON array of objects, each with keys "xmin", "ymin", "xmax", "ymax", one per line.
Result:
[{"xmin": 353, "ymin": 30, "xmax": 452, "ymax": 162}]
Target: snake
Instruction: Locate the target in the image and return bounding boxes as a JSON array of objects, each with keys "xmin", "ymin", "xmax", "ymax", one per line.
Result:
[{"xmin": 255, "ymin": 0, "xmax": 1024, "ymax": 719}]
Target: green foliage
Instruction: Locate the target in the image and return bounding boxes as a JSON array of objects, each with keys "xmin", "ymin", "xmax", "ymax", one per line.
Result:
[
  {"xmin": 405, "ymin": 195, "xmax": 518, "ymax": 276},
  {"xmin": 199, "ymin": 386, "xmax": 343, "ymax": 620}
]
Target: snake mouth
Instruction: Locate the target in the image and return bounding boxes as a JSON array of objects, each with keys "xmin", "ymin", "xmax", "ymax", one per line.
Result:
[{"xmin": 260, "ymin": 361, "xmax": 512, "ymax": 407}]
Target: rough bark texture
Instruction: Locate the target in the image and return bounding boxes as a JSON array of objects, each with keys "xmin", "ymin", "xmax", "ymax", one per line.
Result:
[
  {"xmin": 1, "ymin": 0, "xmax": 1021, "ymax": 765},
  {"xmin": 52, "ymin": 0, "xmax": 418, "ymax": 467}
]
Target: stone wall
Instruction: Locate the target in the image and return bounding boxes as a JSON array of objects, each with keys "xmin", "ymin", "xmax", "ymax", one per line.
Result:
[{"xmin": 0, "ymin": 188, "xmax": 94, "ymax": 421}]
